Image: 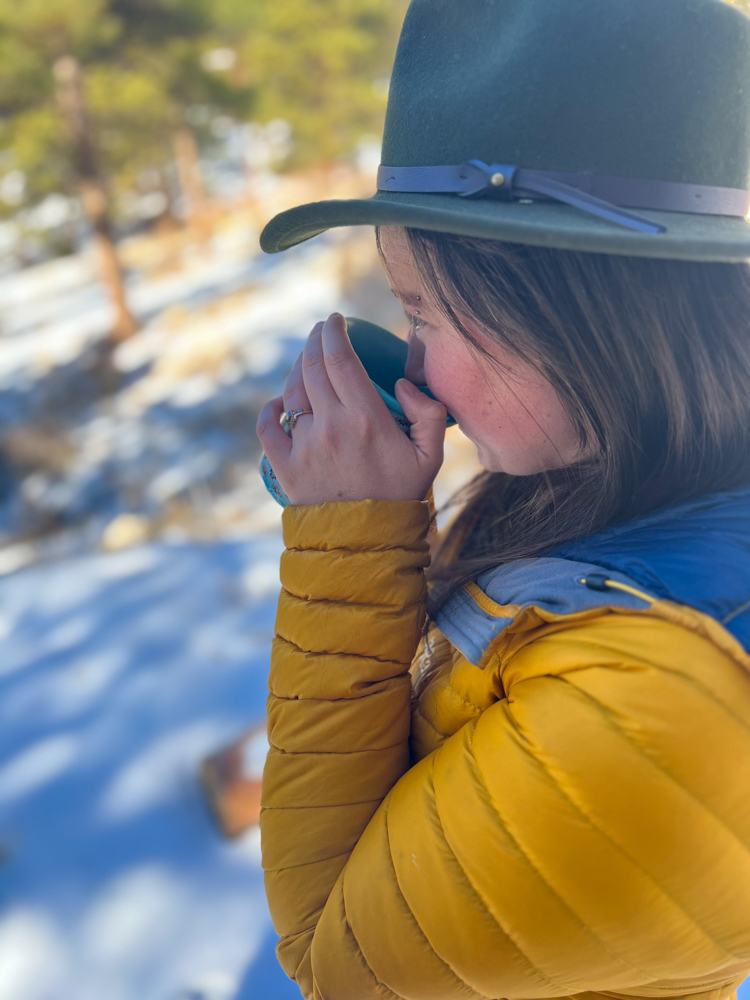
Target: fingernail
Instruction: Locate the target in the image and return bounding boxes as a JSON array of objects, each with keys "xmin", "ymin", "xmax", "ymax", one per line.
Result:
[{"xmin": 398, "ymin": 378, "xmax": 418, "ymax": 395}]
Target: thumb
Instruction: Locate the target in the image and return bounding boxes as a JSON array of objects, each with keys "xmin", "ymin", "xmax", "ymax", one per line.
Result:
[{"xmin": 395, "ymin": 379, "xmax": 447, "ymax": 463}]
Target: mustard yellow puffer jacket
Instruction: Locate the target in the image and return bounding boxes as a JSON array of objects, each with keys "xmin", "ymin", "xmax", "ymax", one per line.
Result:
[{"xmin": 262, "ymin": 498, "xmax": 750, "ymax": 1000}]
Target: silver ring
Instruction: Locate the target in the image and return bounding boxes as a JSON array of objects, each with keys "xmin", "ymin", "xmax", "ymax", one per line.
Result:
[{"xmin": 280, "ymin": 408, "xmax": 313, "ymax": 434}]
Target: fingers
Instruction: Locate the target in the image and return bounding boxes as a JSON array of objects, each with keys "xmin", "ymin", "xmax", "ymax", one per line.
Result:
[
  {"xmin": 395, "ymin": 379, "xmax": 447, "ymax": 465},
  {"xmin": 302, "ymin": 320, "xmax": 339, "ymax": 410},
  {"xmin": 320, "ymin": 313, "xmax": 378, "ymax": 409},
  {"xmin": 256, "ymin": 396, "xmax": 292, "ymax": 464},
  {"xmin": 283, "ymin": 347, "xmax": 311, "ymax": 414}
]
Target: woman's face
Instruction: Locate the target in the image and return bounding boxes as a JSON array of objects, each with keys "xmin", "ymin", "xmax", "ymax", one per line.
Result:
[{"xmin": 378, "ymin": 226, "xmax": 586, "ymax": 476}]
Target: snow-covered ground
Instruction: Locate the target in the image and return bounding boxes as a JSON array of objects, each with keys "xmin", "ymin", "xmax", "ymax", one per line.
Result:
[
  {"xmin": 0, "ymin": 535, "xmax": 302, "ymax": 1000},
  {"xmin": 0, "ymin": 210, "xmax": 378, "ymax": 565},
  {"xmin": 0, "ymin": 207, "xmax": 390, "ymax": 999}
]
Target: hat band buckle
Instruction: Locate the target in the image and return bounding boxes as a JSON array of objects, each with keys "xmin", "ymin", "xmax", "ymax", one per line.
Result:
[{"xmin": 377, "ymin": 160, "xmax": 750, "ymax": 235}]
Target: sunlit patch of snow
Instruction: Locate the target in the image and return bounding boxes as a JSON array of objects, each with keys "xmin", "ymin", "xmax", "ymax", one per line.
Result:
[
  {"xmin": 0, "ymin": 910, "xmax": 67, "ymax": 1000},
  {"xmin": 80, "ymin": 865, "xmax": 190, "ymax": 965},
  {"xmin": 228, "ymin": 824, "xmax": 263, "ymax": 866},
  {"xmin": 0, "ymin": 536, "xmax": 296, "ymax": 1000},
  {"xmin": 0, "ymin": 253, "xmax": 95, "ymax": 314},
  {"xmin": 171, "ymin": 375, "xmax": 221, "ymax": 409},
  {"xmin": 15, "ymin": 650, "xmax": 129, "ymax": 723},
  {"xmin": 92, "ymin": 547, "xmax": 161, "ymax": 580},
  {"xmin": 0, "ymin": 611, "xmax": 13, "ymax": 642},
  {"xmin": 99, "ymin": 720, "xmax": 234, "ymax": 822},
  {"xmin": 180, "ymin": 969, "xmax": 237, "ymax": 1000},
  {"xmin": 0, "ymin": 734, "xmax": 79, "ymax": 803},
  {"xmin": 240, "ymin": 728, "xmax": 269, "ymax": 781},
  {"xmin": 148, "ymin": 464, "xmax": 194, "ymax": 503},
  {"xmin": 45, "ymin": 614, "xmax": 93, "ymax": 652},
  {"xmin": 242, "ymin": 559, "xmax": 280, "ymax": 599}
]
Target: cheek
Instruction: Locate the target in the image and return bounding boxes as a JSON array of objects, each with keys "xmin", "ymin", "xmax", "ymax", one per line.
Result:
[
  {"xmin": 423, "ymin": 337, "xmax": 503, "ymax": 437},
  {"xmin": 425, "ymin": 339, "xmax": 582, "ymax": 473},
  {"xmin": 477, "ymin": 379, "xmax": 583, "ymax": 473},
  {"xmin": 422, "ymin": 337, "xmax": 478, "ymax": 405}
]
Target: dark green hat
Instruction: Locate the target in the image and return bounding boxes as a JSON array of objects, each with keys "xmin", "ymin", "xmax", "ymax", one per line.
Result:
[{"xmin": 261, "ymin": 0, "xmax": 750, "ymax": 262}]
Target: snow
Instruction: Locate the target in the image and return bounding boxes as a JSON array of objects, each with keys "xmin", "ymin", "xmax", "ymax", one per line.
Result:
[
  {"xmin": 0, "ymin": 215, "xmax": 360, "ymax": 562},
  {"xmin": 0, "ymin": 535, "xmax": 300, "ymax": 1000}
]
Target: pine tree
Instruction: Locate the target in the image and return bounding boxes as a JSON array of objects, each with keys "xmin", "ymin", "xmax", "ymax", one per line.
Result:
[
  {"xmin": 0, "ymin": 0, "xmax": 137, "ymax": 338},
  {"xmin": 0, "ymin": 0, "xmax": 253, "ymax": 337},
  {"xmin": 0, "ymin": 0, "xmax": 408, "ymax": 332},
  {"xmin": 230, "ymin": 0, "xmax": 407, "ymax": 167}
]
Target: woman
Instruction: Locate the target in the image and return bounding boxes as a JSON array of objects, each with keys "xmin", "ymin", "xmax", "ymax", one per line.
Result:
[{"xmin": 256, "ymin": 1, "xmax": 750, "ymax": 998}]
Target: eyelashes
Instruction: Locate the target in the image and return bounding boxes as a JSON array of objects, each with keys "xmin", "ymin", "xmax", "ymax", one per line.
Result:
[{"xmin": 405, "ymin": 311, "xmax": 427, "ymax": 337}]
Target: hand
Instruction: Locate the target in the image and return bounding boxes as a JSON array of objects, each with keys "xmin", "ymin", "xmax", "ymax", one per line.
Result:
[{"xmin": 256, "ymin": 314, "xmax": 447, "ymax": 505}]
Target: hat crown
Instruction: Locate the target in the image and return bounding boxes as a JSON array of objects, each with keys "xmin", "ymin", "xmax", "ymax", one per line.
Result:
[{"xmin": 382, "ymin": 0, "xmax": 750, "ymax": 189}]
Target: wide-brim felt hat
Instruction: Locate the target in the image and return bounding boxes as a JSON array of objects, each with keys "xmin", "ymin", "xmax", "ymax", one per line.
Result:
[{"xmin": 261, "ymin": 0, "xmax": 750, "ymax": 263}]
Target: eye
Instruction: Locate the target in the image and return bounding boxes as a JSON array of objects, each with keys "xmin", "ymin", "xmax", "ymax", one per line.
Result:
[{"xmin": 406, "ymin": 311, "xmax": 427, "ymax": 339}]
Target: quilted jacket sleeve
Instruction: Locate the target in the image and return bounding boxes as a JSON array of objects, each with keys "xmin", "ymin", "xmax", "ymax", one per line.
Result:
[
  {"xmin": 263, "ymin": 502, "xmax": 750, "ymax": 1000},
  {"xmin": 262, "ymin": 499, "xmax": 431, "ymax": 998}
]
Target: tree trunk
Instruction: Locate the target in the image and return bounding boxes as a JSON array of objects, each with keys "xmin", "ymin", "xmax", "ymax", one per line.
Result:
[
  {"xmin": 172, "ymin": 126, "xmax": 212, "ymax": 245},
  {"xmin": 53, "ymin": 55, "xmax": 137, "ymax": 343}
]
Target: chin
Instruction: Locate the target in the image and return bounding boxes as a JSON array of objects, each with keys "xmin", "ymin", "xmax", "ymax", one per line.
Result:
[
  {"xmin": 475, "ymin": 444, "xmax": 505, "ymax": 473},
  {"xmin": 476, "ymin": 444, "xmax": 549, "ymax": 476}
]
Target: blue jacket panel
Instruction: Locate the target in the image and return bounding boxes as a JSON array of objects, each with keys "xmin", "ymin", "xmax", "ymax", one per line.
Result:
[
  {"xmin": 553, "ymin": 486, "xmax": 750, "ymax": 651},
  {"xmin": 434, "ymin": 486, "xmax": 750, "ymax": 664}
]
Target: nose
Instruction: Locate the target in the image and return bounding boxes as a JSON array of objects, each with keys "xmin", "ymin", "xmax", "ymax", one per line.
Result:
[{"xmin": 404, "ymin": 327, "xmax": 427, "ymax": 385}]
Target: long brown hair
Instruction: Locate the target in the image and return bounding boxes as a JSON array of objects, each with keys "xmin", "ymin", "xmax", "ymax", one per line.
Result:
[{"xmin": 394, "ymin": 229, "xmax": 750, "ymax": 611}]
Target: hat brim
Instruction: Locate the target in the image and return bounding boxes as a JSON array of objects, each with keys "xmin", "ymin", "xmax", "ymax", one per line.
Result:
[{"xmin": 260, "ymin": 190, "xmax": 750, "ymax": 262}]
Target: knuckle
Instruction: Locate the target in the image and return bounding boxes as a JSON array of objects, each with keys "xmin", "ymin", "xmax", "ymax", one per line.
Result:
[
  {"xmin": 350, "ymin": 413, "xmax": 377, "ymax": 445},
  {"xmin": 325, "ymin": 349, "xmax": 352, "ymax": 371},
  {"xmin": 357, "ymin": 408, "xmax": 377, "ymax": 430},
  {"xmin": 283, "ymin": 372, "xmax": 300, "ymax": 395},
  {"xmin": 318, "ymin": 419, "xmax": 343, "ymax": 448},
  {"xmin": 302, "ymin": 354, "xmax": 325, "ymax": 373}
]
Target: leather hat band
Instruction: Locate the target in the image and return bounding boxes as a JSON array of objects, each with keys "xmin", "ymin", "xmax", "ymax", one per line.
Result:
[{"xmin": 377, "ymin": 160, "xmax": 750, "ymax": 235}]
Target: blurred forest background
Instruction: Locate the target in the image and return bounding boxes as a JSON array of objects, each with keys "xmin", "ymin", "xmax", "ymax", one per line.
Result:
[{"xmin": 0, "ymin": 0, "xmax": 429, "ymax": 571}]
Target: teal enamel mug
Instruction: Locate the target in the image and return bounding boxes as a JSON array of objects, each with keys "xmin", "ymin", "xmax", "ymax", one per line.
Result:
[{"xmin": 260, "ymin": 317, "xmax": 455, "ymax": 507}]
